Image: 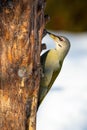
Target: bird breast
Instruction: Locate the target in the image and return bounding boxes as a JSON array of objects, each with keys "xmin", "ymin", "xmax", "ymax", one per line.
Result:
[{"xmin": 45, "ymin": 49, "xmax": 61, "ymax": 71}]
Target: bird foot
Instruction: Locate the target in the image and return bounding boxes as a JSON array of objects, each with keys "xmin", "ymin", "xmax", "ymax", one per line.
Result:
[{"xmin": 41, "ymin": 43, "xmax": 47, "ymax": 52}]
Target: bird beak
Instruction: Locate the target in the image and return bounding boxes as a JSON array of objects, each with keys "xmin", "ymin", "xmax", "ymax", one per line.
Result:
[{"xmin": 47, "ymin": 31, "xmax": 62, "ymax": 41}]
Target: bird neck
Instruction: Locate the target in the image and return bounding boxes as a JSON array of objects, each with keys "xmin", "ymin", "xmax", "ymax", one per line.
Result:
[{"xmin": 55, "ymin": 48, "xmax": 67, "ymax": 61}]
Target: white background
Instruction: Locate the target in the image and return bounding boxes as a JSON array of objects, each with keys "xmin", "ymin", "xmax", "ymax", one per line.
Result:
[{"xmin": 37, "ymin": 32, "xmax": 87, "ymax": 130}]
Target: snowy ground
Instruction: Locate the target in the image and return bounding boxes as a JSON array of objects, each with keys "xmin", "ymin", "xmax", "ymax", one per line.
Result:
[{"xmin": 37, "ymin": 32, "xmax": 87, "ymax": 130}]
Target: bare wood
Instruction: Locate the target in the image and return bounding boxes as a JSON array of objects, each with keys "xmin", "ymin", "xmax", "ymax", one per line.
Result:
[{"xmin": 0, "ymin": 0, "xmax": 47, "ymax": 130}]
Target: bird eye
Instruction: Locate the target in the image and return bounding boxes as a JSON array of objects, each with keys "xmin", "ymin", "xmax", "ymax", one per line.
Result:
[{"xmin": 59, "ymin": 37, "xmax": 64, "ymax": 41}]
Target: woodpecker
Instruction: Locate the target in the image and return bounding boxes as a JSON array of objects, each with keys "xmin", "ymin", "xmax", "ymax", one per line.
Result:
[{"xmin": 38, "ymin": 31, "xmax": 70, "ymax": 106}]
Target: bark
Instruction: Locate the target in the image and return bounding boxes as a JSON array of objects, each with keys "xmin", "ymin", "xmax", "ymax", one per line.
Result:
[{"xmin": 0, "ymin": 0, "xmax": 47, "ymax": 130}]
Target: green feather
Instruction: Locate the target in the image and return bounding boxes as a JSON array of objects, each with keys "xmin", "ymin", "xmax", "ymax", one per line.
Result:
[{"xmin": 38, "ymin": 49, "xmax": 63, "ymax": 105}]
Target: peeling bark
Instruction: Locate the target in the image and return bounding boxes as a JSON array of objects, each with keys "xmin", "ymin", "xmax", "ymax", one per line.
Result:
[{"xmin": 0, "ymin": 0, "xmax": 47, "ymax": 130}]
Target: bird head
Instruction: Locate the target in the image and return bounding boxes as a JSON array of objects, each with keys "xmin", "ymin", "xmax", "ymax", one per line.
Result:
[{"xmin": 47, "ymin": 31, "xmax": 71, "ymax": 59}]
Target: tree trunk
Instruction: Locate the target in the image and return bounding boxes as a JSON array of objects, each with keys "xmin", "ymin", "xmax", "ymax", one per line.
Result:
[{"xmin": 0, "ymin": 0, "xmax": 47, "ymax": 130}]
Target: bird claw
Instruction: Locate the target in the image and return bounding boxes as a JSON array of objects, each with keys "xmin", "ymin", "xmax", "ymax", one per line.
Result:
[{"xmin": 41, "ymin": 43, "xmax": 47, "ymax": 52}]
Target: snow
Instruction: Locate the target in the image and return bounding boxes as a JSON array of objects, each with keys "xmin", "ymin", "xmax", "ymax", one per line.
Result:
[{"xmin": 37, "ymin": 32, "xmax": 87, "ymax": 130}]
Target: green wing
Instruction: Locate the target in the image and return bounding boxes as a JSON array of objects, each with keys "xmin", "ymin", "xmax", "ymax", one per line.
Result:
[{"xmin": 38, "ymin": 50, "xmax": 63, "ymax": 106}]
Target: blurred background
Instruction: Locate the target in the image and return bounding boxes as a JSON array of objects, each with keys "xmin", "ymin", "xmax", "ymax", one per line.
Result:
[
  {"xmin": 37, "ymin": 1, "xmax": 87, "ymax": 130},
  {"xmin": 45, "ymin": 0, "xmax": 87, "ymax": 32}
]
